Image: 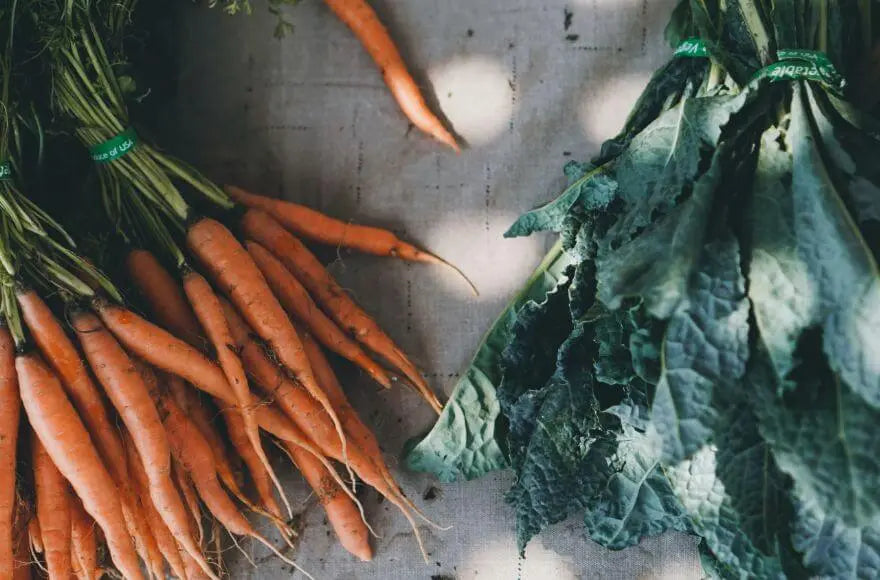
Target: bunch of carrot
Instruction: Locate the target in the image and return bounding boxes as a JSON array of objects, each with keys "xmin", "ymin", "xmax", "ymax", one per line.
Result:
[{"xmin": 0, "ymin": 0, "xmax": 471, "ymax": 577}]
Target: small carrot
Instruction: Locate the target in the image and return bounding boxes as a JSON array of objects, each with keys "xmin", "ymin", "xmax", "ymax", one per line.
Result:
[
  {"xmin": 220, "ymin": 402, "xmax": 283, "ymax": 519},
  {"xmin": 320, "ymin": 0, "xmax": 459, "ymax": 151},
  {"xmin": 126, "ymin": 434, "xmax": 189, "ymax": 580},
  {"xmin": 185, "ymin": 217, "xmax": 351, "ymax": 468},
  {"xmin": 12, "ymin": 499, "xmax": 31, "ymax": 580},
  {"xmin": 0, "ymin": 325, "xmax": 19, "ymax": 580},
  {"xmin": 17, "ymin": 351, "xmax": 144, "ymax": 580},
  {"xmin": 159, "ymin": 393, "xmax": 309, "ymax": 576},
  {"xmin": 126, "ymin": 249, "xmax": 205, "ymax": 348},
  {"xmin": 182, "ymin": 269, "xmax": 290, "ymax": 517},
  {"xmin": 240, "ymin": 209, "xmax": 442, "ymax": 413},
  {"xmin": 72, "ymin": 311, "xmax": 216, "ymax": 580},
  {"xmin": 70, "ymin": 498, "xmax": 100, "ymax": 580},
  {"xmin": 32, "ymin": 434, "xmax": 72, "ymax": 579},
  {"xmin": 173, "ymin": 461, "xmax": 204, "ymax": 545},
  {"xmin": 27, "ymin": 516, "xmax": 41, "ymax": 555},
  {"xmin": 283, "ymin": 440, "xmax": 372, "ymax": 561},
  {"xmin": 247, "ymin": 240, "xmax": 391, "ymax": 388}
]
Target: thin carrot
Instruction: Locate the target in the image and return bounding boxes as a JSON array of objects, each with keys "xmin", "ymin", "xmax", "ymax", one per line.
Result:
[
  {"xmin": 220, "ymin": 402, "xmax": 283, "ymax": 519},
  {"xmin": 17, "ymin": 352, "xmax": 144, "ymax": 580},
  {"xmin": 69, "ymin": 498, "xmax": 99, "ymax": 580},
  {"xmin": 320, "ymin": 0, "xmax": 459, "ymax": 151},
  {"xmin": 126, "ymin": 435, "xmax": 189, "ymax": 580},
  {"xmin": 173, "ymin": 461, "xmax": 204, "ymax": 545},
  {"xmin": 0, "ymin": 325, "xmax": 18, "ymax": 580},
  {"xmin": 93, "ymin": 300, "xmax": 362, "ymax": 504},
  {"xmin": 186, "ymin": 217, "xmax": 352, "ymax": 472},
  {"xmin": 32, "ymin": 434, "xmax": 72, "ymax": 579},
  {"xmin": 283, "ymin": 440, "xmax": 372, "ymax": 561},
  {"xmin": 159, "ymin": 393, "xmax": 309, "ymax": 576},
  {"xmin": 247, "ymin": 241, "xmax": 392, "ymax": 388},
  {"xmin": 182, "ymin": 269, "xmax": 290, "ymax": 518},
  {"xmin": 72, "ymin": 311, "xmax": 216, "ymax": 580},
  {"xmin": 126, "ymin": 249, "xmax": 204, "ymax": 348},
  {"xmin": 12, "ymin": 499, "xmax": 31, "ymax": 580},
  {"xmin": 27, "ymin": 516, "xmax": 41, "ymax": 555},
  {"xmin": 240, "ymin": 209, "xmax": 442, "ymax": 413}
]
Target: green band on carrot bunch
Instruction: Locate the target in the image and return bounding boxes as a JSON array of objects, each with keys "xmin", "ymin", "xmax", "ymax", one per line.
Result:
[
  {"xmin": 673, "ymin": 38, "xmax": 709, "ymax": 59},
  {"xmin": 89, "ymin": 127, "xmax": 138, "ymax": 163},
  {"xmin": 752, "ymin": 49, "xmax": 846, "ymax": 92},
  {"xmin": 0, "ymin": 162, "xmax": 11, "ymax": 180}
]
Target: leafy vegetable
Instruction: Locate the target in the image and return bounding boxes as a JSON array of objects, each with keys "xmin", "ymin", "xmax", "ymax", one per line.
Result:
[{"xmin": 405, "ymin": 1, "xmax": 880, "ymax": 577}]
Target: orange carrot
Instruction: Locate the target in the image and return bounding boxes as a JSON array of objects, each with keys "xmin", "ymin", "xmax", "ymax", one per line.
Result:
[
  {"xmin": 247, "ymin": 240, "xmax": 391, "ymax": 388},
  {"xmin": 182, "ymin": 270, "xmax": 289, "ymax": 517},
  {"xmin": 18, "ymin": 291, "xmax": 129, "ymax": 484},
  {"xmin": 173, "ymin": 461, "xmax": 204, "ymax": 545},
  {"xmin": 32, "ymin": 434, "xmax": 72, "ymax": 579},
  {"xmin": 227, "ymin": 185, "xmax": 454, "ymax": 265},
  {"xmin": 220, "ymin": 402, "xmax": 282, "ymax": 519},
  {"xmin": 126, "ymin": 249, "xmax": 204, "ymax": 348},
  {"xmin": 12, "ymin": 500, "xmax": 31, "ymax": 580},
  {"xmin": 0, "ymin": 325, "xmax": 18, "ymax": 579},
  {"xmin": 27, "ymin": 516, "xmax": 41, "ymax": 555},
  {"xmin": 240, "ymin": 209, "xmax": 442, "ymax": 413},
  {"xmin": 17, "ymin": 352, "xmax": 144, "ymax": 580},
  {"xmin": 72, "ymin": 311, "xmax": 215, "ymax": 580},
  {"xmin": 159, "ymin": 393, "xmax": 307, "ymax": 574},
  {"xmin": 126, "ymin": 435, "xmax": 189, "ymax": 580},
  {"xmin": 69, "ymin": 498, "xmax": 99, "ymax": 580},
  {"xmin": 185, "ymin": 217, "xmax": 351, "ymax": 469},
  {"xmin": 320, "ymin": 0, "xmax": 459, "ymax": 151},
  {"xmin": 283, "ymin": 441, "xmax": 372, "ymax": 561}
]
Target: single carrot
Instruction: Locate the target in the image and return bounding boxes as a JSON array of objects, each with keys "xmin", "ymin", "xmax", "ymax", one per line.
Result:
[
  {"xmin": 220, "ymin": 402, "xmax": 283, "ymax": 519},
  {"xmin": 32, "ymin": 434, "xmax": 72, "ymax": 579},
  {"xmin": 17, "ymin": 352, "xmax": 144, "ymax": 580},
  {"xmin": 69, "ymin": 498, "xmax": 100, "ymax": 580},
  {"xmin": 72, "ymin": 312, "xmax": 216, "ymax": 580},
  {"xmin": 0, "ymin": 325, "xmax": 18, "ymax": 579},
  {"xmin": 126, "ymin": 249, "xmax": 204, "ymax": 348},
  {"xmin": 240, "ymin": 209, "xmax": 442, "ymax": 413},
  {"xmin": 283, "ymin": 440, "xmax": 372, "ymax": 561},
  {"xmin": 94, "ymin": 300, "xmax": 362, "ymax": 502},
  {"xmin": 247, "ymin": 240, "xmax": 392, "ymax": 388},
  {"xmin": 185, "ymin": 217, "xmax": 351, "ymax": 471},
  {"xmin": 27, "ymin": 516, "xmax": 41, "ymax": 554},
  {"xmin": 182, "ymin": 270, "xmax": 290, "ymax": 518},
  {"xmin": 320, "ymin": 0, "xmax": 459, "ymax": 151},
  {"xmin": 12, "ymin": 499, "xmax": 31, "ymax": 580},
  {"xmin": 173, "ymin": 461, "xmax": 204, "ymax": 545},
  {"xmin": 159, "ymin": 393, "xmax": 308, "ymax": 575},
  {"xmin": 126, "ymin": 435, "xmax": 189, "ymax": 580}
]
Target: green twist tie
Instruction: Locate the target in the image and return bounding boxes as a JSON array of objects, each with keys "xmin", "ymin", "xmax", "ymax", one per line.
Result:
[
  {"xmin": 89, "ymin": 128, "xmax": 138, "ymax": 163},
  {"xmin": 753, "ymin": 49, "xmax": 845, "ymax": 92},
  {"xmin": 0, "ymin": 162, "xmax": 10, "ymax": 180},
  {"xmin": 674, "ymin": 38, "xmax": 710, "ymax": 59}
]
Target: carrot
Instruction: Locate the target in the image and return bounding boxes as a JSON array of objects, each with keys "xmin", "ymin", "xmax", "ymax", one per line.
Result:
[
  {"xmin": 159, "ymin": 393, "xmax": 308, "ymax": 575},
  {"xmin": 18, "ymin": 291, "xmax": 129, "ymax": 484},
  {"xmin": 182, "ymin": 270, "xmax": 290, "ymax": 518},
  {"xmin": 126, "ymin": 249, "xmax": 204, "ymax": 349},
  {"xmin": 12, "ymin": 499, "xmax": 31, "ymax": 580},
  {"xmin": 69, "ymin": 498, "xmax": 100, "ymax": 580},
  {"xmin": 320, "ymin": 0, "xmax": 459, "ymax": 151},
  {"xmin": 220, "ymin": 402, "xmax": 283, "ymax": 519},
  {"xmin": 240, "ymin": 209, "xmax": 442, "ymax": 413},
  {"xmin": 283, "ymin": 440, "xmax": 372, "ymax": 561},
  {"xmin": 173, "ymin": 461, "xmax": 204, "ymax": 545},
  {"xmin": 72, "ymin": 311, "xmax": 216, "ymax": 580},
  {"xmin": 185, "ymin": 217, "xmax": 352, "ymax": 471},
  {"xmin": 18, "ymin": 352, "xmax": 144, "ymax": 580},
  {"xmin": 126, "ymin": 435, "xmax": 189, "ymax": 580},
  {"xmin": 247, "ymin": 240, "xmax": 392, "ymax": 388},
  {"xmin": 32, "ymin": 434, "xmax": 72, "ymax": 579},
  {"xmin": 93, "ymin": 300, "xmax": 361, "ymax": 502},
  {"xmin": 0, "ymin": 325, "xmax": 19, "ymax": 580},
  {"xmin": 27, "ymin": 516, "xmax": 41, "ymax": 555}
]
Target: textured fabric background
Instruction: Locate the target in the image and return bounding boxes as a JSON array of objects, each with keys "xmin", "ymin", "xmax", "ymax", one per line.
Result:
[{"xmin": 168, "ymin": 0, "xmax": 701, "ymax": 577}]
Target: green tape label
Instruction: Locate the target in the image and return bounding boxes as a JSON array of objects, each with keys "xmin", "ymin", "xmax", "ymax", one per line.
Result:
[
  {"xmin": 90, "ymin": 128, "xmax": 138, "ymax": 163},
  {"xmin": 674, "ymin": 38, "xmax": 709, "ymax": 59},
  {"xmin": 753, "ymin": 50, "xmax": 845, "ymax": 91},
  {"xmin": 0, "ymin": 162, "xmax": 10, "ymax": 180}
]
